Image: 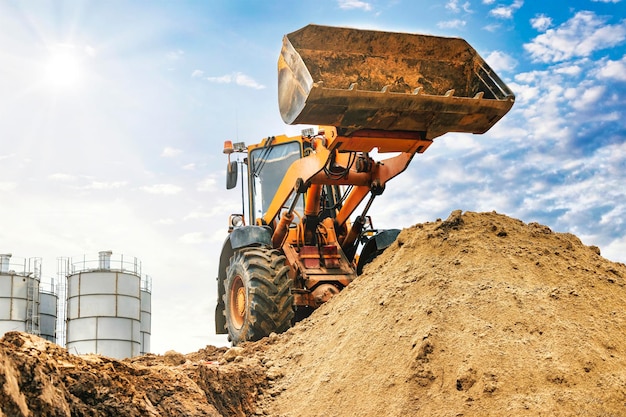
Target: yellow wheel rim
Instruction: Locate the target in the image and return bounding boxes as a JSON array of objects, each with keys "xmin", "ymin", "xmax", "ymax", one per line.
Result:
[
  {"xmin": 229, "ymin": 275, "xmax": 246, "ymax": 329},
  {"xmin": 236, "ymin": 287, "xmax": 246, "ymax": 317}
]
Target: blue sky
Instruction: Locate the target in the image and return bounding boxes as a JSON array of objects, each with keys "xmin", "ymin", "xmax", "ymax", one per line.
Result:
[{"xmin": 1, "ymin": 0, "xmax": 625, "ymax": 353}]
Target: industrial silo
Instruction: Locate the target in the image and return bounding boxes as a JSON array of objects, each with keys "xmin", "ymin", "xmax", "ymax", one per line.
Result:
[
  {"xmin": 0, "ymin": 254, "xmax": 41, "ymax": 337},
  {"xmin": 38, "ymin": 277, "xmax": 59, "ymax": 343},
  {"xmin": 140, "ymin": 275, "xmax": 152, "ymax": 355},
  {"xmin": 65, "ymin": 251, "xmax": 142, "ymax": 359}
]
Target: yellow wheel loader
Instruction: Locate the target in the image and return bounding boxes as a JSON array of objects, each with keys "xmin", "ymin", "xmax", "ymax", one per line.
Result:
[{"xmin": 215, "ymin": 24, "xmax": 514, "ymax": 344}]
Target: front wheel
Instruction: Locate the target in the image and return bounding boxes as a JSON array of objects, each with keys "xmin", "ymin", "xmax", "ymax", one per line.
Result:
[{"xmin": 223, "ymin": 247, "xmax": 293, "ymax": 345}]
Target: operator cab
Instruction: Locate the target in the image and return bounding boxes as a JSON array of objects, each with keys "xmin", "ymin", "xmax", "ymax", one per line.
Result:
[{"xmin": 223, "ymin": 129, "xmax": 345, "ymax": 233}]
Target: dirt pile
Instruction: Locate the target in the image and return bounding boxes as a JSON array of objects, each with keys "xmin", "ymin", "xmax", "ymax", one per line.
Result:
[
  {"xmin": 0, "ymin": 332, "xmax": 268, "ymax": 416},
  {"xmin": 260, "ymin": 210, "xmax": 626, "ymax": 416},
  {"xmin": 1, "ymin": 211, "xmax": 626, "ymax": 416}
]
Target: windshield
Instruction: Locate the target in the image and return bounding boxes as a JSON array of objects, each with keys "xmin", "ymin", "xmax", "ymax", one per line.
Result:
[{"xmin": 249, "ymin": 141, "xmax": 303, "ymax": 223}]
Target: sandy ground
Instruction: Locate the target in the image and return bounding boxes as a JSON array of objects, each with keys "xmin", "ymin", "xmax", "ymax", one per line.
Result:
[{"xmin": 2, "ymin": 210, "xmax": 625, "ymax": 416}]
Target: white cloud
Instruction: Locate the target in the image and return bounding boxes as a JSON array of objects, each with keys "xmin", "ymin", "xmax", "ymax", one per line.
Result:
[
  {"xmin": 604, "ymin": 236, "xmax": 626, "ymax": 263},
  {"xmin": 524, "ymin": 11, "xmax": 626, "ymax": 63},
  {"xmin": 233, "ymin": 73, "xmax": 265, "ymax": 89},
  {"xmin": 167, "ymin": 50, "xmax": 184, "ymax": 60},
  {"xmin": 514, "ymin": 70, "xmax": 545, "ymax": 84},
  {"xmin": 510, "ymin": 69, "xmax": 576, "ymax": 141},
  {"xmin": 49, "ymin": 173, "xmax": 77, "ymax": 182},
  {"xmin": 0, "ymin": 182, "xmax": 17, "ymax": 191},
  {"xmin": 84, "ymin": 45, "xmax": 96, "ymax": 57},
  {"xmin": 489, "ymin": 0, "xmax": 523, "ymax": 19},
  {"xmin": 595, "ymin": 111, "xmax": 620, "ymax": 122},
  {"xmin": 554, "ymin": 65, "xmax": 582, "ymax": 76},
  {"xmin": 596, "ymin": 55, "xmax": 626, "ymax": 81},
  {"xmin": 507, "ymin": 82, "xmax": 539, "ymax": 104},
  {"xmin": 570, "ymin": 85, "xmax": 606, "ymax": 110},
  {"xmin": 482, "ymin": 0, "xmax": 496, "ymax": 4},
  {"xmin": 205, "ymin": 72, "xmax": 265, "ymax": 89},
  {"xmin": 483, "ymin": 23, "xmax": 501, "ymax": 32},
  {"xmin": 140, "ymin": 184, "xmax": 183, "ymax": 195},
  {"xmin": 437, "ymin": 134, "xmax": 480, "ymax": 151},
  {"xmin": 446, "ymin": 0, "xmax": 471, "ymax": 13},
  {"xmin": 446, "ymin": 0, "xmax": 459, "ymax": 12},
  {"xmin": 179, "ymin": 231, "xmax": 211, "ymax": 244},
  {"xmin": 184, "ymin": 211, "xmax": 213, "ymax": 220},
  {"xmin": 591, "ymin": 0, "xmax": 621, "ymax": 2},
  {"xmin": 485, "ymin": 50, "xmax": 518, "ymax": 72},
  {"xmin": 564, "ymin": 86, "xmax": 579, "ymax": 100},
  {"xmin": 182, "ymin": 163, "xmax": 196, "ymax": 170},
  {"xmin": 437, "ymin": 19, "xmax": 467, "ymax": 29},
  {"xmin": 161, "ymin": 147, "xmax": 182, "ymax": 157},
  {"xmin": 79, "ymin": 181, "xmax": 128, "ymax": 190},
  {"xmin": 197, "ymin": 177, "xmax": 217, "ymax": 192},
  {"xmin": 191, "ymin": 70, "xmax": 204, "ymax": 78},
  {"xmin": 183, "ymin": 207, "xmax": 224, "ymax": 221},
  {"xmin": 206, "ymin": 74, "xmax": 232, "ymax": 84},
  {"xmin": 48, "ymin": 175, "xmax": 130, "ymax": 191},
  {"xmin": 337, "ymin": 0, "xmax": 372, "ymax": 11},
  {"xmin": 530, "ymin": 14, "xmax": 552, "ymax": 31}
]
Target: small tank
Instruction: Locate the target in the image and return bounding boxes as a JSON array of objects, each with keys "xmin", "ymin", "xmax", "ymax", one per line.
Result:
[
  {"xmin": 140, "ymin": 275, "xmax": 152, "ymax": 355},
  {"xmin": 65, "ymin": 251, "xmax": 142, "ymax": 359},
  {"xmin": 0, "ymin": 254, "xmax": 41, "ymax": 337},
  {"xmin": 39, "ymin": 277, "xmax": 58, "ymax": 343}
]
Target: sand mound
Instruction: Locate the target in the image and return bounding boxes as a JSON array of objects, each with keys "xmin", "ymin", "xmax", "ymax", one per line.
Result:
[
  {"xmin": 259, "ymin": 210, "xmax": 626, "ymax": 416},
  {"xmin": 2, "ymin": 211, "xmax": 625, "ymax": 416}
]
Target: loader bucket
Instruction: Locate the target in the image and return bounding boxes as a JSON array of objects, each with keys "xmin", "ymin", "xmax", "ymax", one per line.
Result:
[{"xmin": 278, "ymin": 24, "xmax": 515, "ymax": 139}]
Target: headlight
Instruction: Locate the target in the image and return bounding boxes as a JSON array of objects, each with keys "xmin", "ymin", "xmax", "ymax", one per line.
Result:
[{"xmin": 228, "ymin": 214, "xmax": 245, "ymax": 231}]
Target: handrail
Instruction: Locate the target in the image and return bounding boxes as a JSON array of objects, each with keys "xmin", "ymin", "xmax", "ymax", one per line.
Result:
[
  {"xmin": 69, "ymin": 252, "xmax": 143, "ymax": 277},
  {"xmin": 0, "ymin": 254, "xmax": 42, "ymax": 278}
]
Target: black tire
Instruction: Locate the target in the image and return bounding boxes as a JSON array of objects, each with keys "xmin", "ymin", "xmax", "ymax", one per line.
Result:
[{"xmin": 223, "ymin": 247, "xmax": 293, "ymax": 345}]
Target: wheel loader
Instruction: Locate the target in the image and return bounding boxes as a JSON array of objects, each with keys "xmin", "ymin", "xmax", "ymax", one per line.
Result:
[{"xmin": 215, "ymin": 24, "xmax": 514, "ymax": 344}]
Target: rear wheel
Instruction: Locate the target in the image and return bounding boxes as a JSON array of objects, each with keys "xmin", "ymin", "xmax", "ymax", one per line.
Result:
[{"xmin": 223, "ymin": 247, "xmax": 293, "ymax": 345}]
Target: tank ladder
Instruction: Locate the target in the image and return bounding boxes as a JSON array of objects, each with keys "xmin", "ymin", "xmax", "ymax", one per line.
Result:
[
  {"xmin": 25, "ymin": 257, "xmax": 41, "ymax": 336},
  {"xmin": 56, "ymin": 257, "xmax": 69, "ymax": 347}
]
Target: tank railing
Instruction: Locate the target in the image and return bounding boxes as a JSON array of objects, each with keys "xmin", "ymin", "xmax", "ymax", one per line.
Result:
[
  {"xmin": 69, "ymin": 253, "xmax": 143, "ymax": 277},
  {"xmin": 39, "ymin": 277, "xmax": 58, "ymax": 295},
  {"xmin": 141, "ymin": 275, "xmax": 153, "ymax": 293},
  {"xmin": 0, "ymin": 255, "xmax": 41, "ymax": 277}
]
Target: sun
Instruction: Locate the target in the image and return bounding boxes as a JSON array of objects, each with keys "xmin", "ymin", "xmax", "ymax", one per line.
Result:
[{"xmin": 43, "ymin": 44, "xmax": 86, "ymax": 90}]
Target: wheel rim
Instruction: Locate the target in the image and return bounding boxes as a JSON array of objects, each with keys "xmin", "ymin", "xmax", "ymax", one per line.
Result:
[{"xmin": 229, "ymin": 275, "xmax": 246, "ymax": 329}]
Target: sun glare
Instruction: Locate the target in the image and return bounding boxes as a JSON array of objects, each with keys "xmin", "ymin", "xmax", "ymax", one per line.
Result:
[{"xmin": 44, "ymin": 44, "xmax": 86, "ymax": 90}]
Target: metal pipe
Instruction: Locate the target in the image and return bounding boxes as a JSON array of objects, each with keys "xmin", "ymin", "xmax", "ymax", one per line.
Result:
[
  {"xmin": 305, "ymin": 183, "xmax": 322, "ymax": 216},
  {"xmin": 271, "ymin": 179, "xmax": 305, "ymax": 248},
  {"xmin": 341, "ymin": 193, "xmax": 376, "ymax": 249}
]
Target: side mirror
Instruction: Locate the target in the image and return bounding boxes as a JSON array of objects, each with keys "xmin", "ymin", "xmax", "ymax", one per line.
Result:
[{"xmin": 226, "ymin": 161, "xmax": 238, "ymax": 190}]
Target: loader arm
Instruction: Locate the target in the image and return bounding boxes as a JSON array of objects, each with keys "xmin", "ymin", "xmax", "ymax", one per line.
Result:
[{"xmin": 263, "ymin": 127, "xmax": 433, "ymax": 251}]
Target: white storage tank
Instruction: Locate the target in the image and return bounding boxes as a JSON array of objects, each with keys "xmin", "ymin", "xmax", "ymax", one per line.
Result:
[
  {"xmin": 140, "ymin": 275, "xmax": 152, "ymax": 355},
  {"xmin": 0, "ymin": 254, "xmax": 41, "ymax": 337},
  {"xmin": 39, "ymin": 277, "xmax": 59, "ymax": 343},
  {"xmin": 65, "ymin": 251, "xmax": 142, "ymax": 359}
]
